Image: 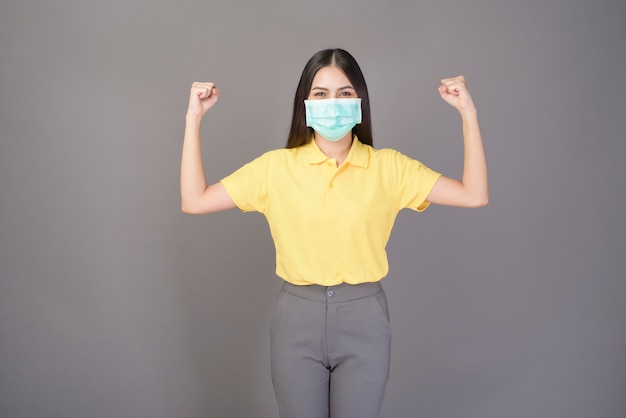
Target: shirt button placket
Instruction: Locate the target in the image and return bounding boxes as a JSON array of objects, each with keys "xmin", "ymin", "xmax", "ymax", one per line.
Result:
[{"xmin": 326, "ymin": 161, "xmax": 335, "ymax": 189}]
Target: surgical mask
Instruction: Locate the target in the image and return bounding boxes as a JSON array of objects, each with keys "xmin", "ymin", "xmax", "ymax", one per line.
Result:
[{"xmin": 304, "ymin": 98, "xmax": 362, "ymax": 141}]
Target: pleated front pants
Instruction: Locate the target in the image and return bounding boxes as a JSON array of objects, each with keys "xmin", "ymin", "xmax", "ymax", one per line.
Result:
[{"xmin": 270, "ymin": 281, "xmax": 391, "ymax": 418}]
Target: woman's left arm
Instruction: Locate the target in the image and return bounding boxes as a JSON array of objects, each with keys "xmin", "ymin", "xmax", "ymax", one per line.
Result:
[{"xmin": 426, "ymin": 76, "xmax": 489, "ymax": 208}]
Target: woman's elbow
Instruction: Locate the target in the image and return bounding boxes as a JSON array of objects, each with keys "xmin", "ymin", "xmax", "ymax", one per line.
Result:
[
  {"xmin": 181, "ymin": 200, "xmax": 202, "ymax": 214},
  {"xmin": 470, "ymin": 193, "xmax": 489, "ymax": 208}
]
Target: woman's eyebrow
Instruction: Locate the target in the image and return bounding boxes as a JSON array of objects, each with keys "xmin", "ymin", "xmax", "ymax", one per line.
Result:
[{"xmin": 311, "ymin": 85, "xmax": 355, "ymax": 91}]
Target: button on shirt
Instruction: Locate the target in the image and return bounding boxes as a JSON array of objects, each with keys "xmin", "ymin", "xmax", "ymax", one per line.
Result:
[{"xmin": 220, "ymin": 137, "xmax": 441, "ymax": 286}]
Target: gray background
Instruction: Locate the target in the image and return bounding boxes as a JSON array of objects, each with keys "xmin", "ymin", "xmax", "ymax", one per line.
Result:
[{"xmin": 1, "ymin": 0, "xmax": 625, "ymax": 417}]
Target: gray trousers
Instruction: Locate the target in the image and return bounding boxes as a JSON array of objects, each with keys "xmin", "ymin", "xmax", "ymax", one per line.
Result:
[{"xmin": 270, "ymin": 281, "xmax": 391, "ymax": 418}]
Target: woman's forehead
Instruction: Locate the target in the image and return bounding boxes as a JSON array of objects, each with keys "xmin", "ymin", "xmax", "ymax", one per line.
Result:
[{"xmin": 311, "ymin": 66, "xmax": 352, "ymax": 88}]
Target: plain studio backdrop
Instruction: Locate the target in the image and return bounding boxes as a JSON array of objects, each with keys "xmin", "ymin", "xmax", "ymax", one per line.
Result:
[{"xmin": 1, "ymin": 1, "xmax": 625, "ymax": 417}]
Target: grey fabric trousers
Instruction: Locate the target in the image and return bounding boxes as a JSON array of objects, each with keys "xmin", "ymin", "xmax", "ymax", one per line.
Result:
[{"xmin": 270, "ymin": 281, "xmax": 391, "ymax": 418}]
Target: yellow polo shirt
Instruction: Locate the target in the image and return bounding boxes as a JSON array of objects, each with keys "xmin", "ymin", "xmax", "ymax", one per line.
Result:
[{"xmin": 220, "ymin": 137, "xmax": 441, "ymax": 286}]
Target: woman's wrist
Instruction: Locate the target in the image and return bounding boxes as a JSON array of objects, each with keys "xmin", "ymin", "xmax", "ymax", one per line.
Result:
[
  {"xmin": 186, "ymin": 112, "xmax": 203, "ymax": 122},
  {"xmin": 459, "ymin": 106, "xmax": 478, "ymax": 120}
]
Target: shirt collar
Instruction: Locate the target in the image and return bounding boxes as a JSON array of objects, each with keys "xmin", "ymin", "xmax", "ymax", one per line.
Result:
[{"xmin": 299, "ymin": 136, "xmax": 370, "ymax": 168}]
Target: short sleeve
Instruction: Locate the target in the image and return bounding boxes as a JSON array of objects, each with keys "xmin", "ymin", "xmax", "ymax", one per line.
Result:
[
  {"xmin": 220, "ymin": 152, "xmax": 271, "ymax": 213},
  {"xmin": 388, "ymin": 150, "xmax": 442, "ymax": 212}
]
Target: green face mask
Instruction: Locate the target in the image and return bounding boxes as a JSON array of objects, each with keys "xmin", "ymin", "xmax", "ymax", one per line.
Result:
[{"xmin": 304, "ymin": 98, "xmax": 362, "ymax": 141}]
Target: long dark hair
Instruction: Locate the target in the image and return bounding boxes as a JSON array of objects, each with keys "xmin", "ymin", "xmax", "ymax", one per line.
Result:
[{"xmin": 286, "ymin": 49, "xmax": 373, "ymax": 148}]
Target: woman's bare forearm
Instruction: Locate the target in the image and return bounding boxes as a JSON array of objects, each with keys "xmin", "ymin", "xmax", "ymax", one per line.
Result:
[
  {"xmin": 180, "ymin": 115, "xmax": 207, "ymax": 212},
  {"xmin": 460, "ymin": 109, "xmax": 488, "ymax": 206}
]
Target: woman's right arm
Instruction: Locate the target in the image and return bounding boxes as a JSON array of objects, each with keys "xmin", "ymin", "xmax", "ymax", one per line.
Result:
[{"xmin": 180, "ymin": 82, "xmax": 237, "ymax": 214}]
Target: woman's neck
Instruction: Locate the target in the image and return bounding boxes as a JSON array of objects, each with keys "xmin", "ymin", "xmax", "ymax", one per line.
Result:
[{"xmin": 314, "ymin": 134, "xmax": 353, "ymax": 166}]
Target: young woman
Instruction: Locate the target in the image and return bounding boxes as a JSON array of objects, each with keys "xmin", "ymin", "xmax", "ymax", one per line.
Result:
[{"xmin": 180, "ymin": 48, "xmax": 487, "ymax": 418}]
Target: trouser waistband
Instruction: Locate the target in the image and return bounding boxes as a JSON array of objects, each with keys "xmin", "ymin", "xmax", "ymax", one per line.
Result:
[{"xmin": 282, "ymin": 281, "xmax": 383, "ymax": 303}]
